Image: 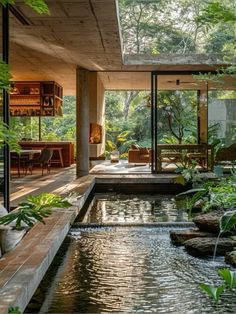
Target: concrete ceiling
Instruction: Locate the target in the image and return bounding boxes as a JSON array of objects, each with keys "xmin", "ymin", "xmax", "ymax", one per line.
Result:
[
  {"xmin": 10, "ymin": 0, "xmax": 123, "ymax": 95},
  {"xmin": 8, "ymin": 0, "xmax": 227, "ymax": 95}
]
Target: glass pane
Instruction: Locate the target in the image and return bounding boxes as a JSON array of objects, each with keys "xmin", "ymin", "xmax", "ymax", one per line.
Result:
[
  {"xmin": 10, "ymin": 117, "xmax": 39, "ymax": 141},
  {"xmin": 157, "ymin": 90, "xmax": 198, "ymax": 145},
  {"xmin": 208, "ymin": 90, "xmax": 236, "ymax": 170}
]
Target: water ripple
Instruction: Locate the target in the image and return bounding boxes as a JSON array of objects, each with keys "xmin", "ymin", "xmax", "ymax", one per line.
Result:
[{"xmin": 26, "ymin": 227, "xmax": 236, "ymax": 313}]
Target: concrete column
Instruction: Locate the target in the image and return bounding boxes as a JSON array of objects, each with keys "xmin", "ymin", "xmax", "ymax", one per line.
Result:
[{"xmin": 76, "ymin": 67, "xmax": 90, "ymax": 176}]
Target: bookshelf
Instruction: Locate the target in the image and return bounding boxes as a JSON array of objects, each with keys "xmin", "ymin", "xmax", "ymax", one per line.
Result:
[{"xmin": 10, "ymin": 81, "xmax": 63, "ymax": 117}]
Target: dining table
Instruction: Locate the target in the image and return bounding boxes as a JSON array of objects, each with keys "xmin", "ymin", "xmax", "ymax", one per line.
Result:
[{"xmin": 11, "ymin": 149, "xmax": 41, "ymax": 177}]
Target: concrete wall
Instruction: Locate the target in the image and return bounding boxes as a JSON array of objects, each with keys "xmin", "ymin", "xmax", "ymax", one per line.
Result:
[{"xmin": 88, "ymin": 72, "xmax": 105, "ymax": 157}]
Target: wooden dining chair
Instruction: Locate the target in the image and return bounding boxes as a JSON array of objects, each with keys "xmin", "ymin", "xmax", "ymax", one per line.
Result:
[{"xmin": 25, "ymin": 148, "xmax": 53, "ymax": 175}]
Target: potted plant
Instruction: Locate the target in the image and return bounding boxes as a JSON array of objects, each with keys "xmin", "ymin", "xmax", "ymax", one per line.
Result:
[{"xmin": 0, "ymin": 193, "xmax": 71, "ymax": 254}]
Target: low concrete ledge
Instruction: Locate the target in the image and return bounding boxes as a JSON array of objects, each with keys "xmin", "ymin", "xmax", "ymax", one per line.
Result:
[{"xmin": 0, "ymin": 175, "xmax": 95, "ymax": 313}]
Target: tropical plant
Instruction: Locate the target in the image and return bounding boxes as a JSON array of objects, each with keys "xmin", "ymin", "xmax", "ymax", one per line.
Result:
[
  {"xmin": 0, "ymin": 0, "xmax": 49, "ymax": 148},
  {"xmin": 178, "ymin": 175, "xmax": 236, "ymax": 213},
  {"xmin": 106, "ymin": 130, "xmax": 136, "ymax": 157},
  {"xmin": 0, "ymin": 122, "xmax": 20, "ymax": 152},
  {"xmin": 219, "ymin": 210, "xmax": 236, "ymax": 234},
  {"xmin": 175, "ymin": 159, "xmax": 202, "ymax": 187},
  {"xmin": 200, "ymin": 268, "xmax": 236, "ymax": 302},
  {"xmin": 0, "ymin": 193, "xmax": 71, "ymax": 230},
  {"xmin": 199, "ymin": 283, "xmax": 225, "ymax": 302},
  {"xmin": 0, "ymin": 0, "xmax": 49, "ymax": 14},
  {"xmin": 218, "ymin": 268, "xmax": 236, "ymax": 290}
]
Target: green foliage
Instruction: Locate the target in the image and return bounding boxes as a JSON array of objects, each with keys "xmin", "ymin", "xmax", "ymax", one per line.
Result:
[
  {"xmin": 0, "ymin": 61, "xmax": 11, "ymax": 90},
  {"xmin": 106, "ymin": 130, "xmax": 136, "ymax": 156},
  {"xmin": 0, "ymin": 122, "xmax": 20, "ymax": 152},
  {"xmin": 157, "ymin": 91, "xmax": 198, "ymax": 144},
  {"xmin": 0, "ymin": 0, "xmax": 49, "ymax": 14},
  {"xmin": 175, "ymin": 159, "xmax": 202, "ymax": 187},
  {"xmin": 219, "ymin": 210, "xmax": 236, "ymax": 234},
  {"xmin": 10, "ymin": 96, "xmax": 76, "ymax": 143},
  {"xmin": 0, "ymin": 193, "xmax": 71, "ymax": 230},
  {"xmin": 196, "ymin": 2, "xmax": 236, "ymax": 27},
  {"xmin": 8, "ymin": 307, "xmax": 22, "ymax": 314},
  {"xmin": 200, "ymin": 268, "xmax": 236, "ymax": 302},
  {"xmin": 218, "ymin": 269, "xmax": 236, "ymax": 290},
  {"xmin": 199, "ymin": 283, "xmax": 225, "ymax": 302},
  {"xmin": 24, "ymin": 0, "xmax": 49, "ymax": 14}
]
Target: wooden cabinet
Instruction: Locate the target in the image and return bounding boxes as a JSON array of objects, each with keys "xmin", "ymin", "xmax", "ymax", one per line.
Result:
[{"xmin": 10, "ymin": 81, "xmax": 63, "ymax": 117}]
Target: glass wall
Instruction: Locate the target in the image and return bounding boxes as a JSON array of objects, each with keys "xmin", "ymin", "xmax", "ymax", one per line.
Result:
[
  {"xmin": 157, "ymin": 90, "xmax": 198, "ymax": 145},
  {"xmin": 208, "ymin": 90, "xmax": 236, "ymax": 147}
]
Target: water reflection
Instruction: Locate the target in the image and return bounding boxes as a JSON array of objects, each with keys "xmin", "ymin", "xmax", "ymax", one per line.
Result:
[
  {"xmin": 26, "ymin": 228, "xmax": 235, "ymax": 314},
  {"xmin": 83, "ymin": 194, "xmax": 188, "ymax": 223}
]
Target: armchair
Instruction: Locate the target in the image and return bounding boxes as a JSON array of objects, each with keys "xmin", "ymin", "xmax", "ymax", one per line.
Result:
[{"xmin": 128, "ymin": 145, "xmax": 151, "ymax": 164}]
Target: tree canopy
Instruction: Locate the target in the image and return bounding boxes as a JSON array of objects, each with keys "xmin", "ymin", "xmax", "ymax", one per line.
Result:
[{"xmin": 118, "ymin": 0, "xmax": 236, "ymax": 59}]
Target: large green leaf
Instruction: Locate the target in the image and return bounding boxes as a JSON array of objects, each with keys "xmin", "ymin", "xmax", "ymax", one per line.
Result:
[
  {"xmin": 24, "ymin": 0, "xmax": 50, "ymax": 14},
  {"xmin": 27, "ymin": 193, "xmax": 71, "ymax": 209},
  {"xmin": 0, "ymin": 0, "xmax": 49, "ymax": 14},
  {"xmin": 219, "ymin": 210, "xmax": 236, "ymax": 234},
  {"xmin": 218, "ymin": 268, "xmax": 236, "ymax": 289},
  {"xmin": 199, "ymin": 283, "xmax": 225, "ymax": 301},
  {"xmin": 0, "ymin": 193, "xmax": 71, "ymax": 230}
]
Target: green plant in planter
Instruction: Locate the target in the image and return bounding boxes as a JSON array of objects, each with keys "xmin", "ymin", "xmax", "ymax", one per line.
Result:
[{"xmin": 0, "ymin": 193, "xmax": 71, "ymax": 230}]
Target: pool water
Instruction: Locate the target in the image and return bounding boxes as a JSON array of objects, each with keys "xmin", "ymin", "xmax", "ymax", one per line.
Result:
[
  {"xmin": 25, "ymin": 227, "xmax": 235, "ymax": 314},
  {"xmin": 81, "ymin": 193, "xmax": 189, "ymax": 223}
]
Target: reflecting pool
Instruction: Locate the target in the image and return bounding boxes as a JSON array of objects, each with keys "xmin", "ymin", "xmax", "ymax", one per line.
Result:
[
  {"xmin": 81, "ymin": 193, "xmax": 189, "ymax": 223},
  {"xmin": 25, "ymin": 227, "xmax": 235, "ymax": 314}
]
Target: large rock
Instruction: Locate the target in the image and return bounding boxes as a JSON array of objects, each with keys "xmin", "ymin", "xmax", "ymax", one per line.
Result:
[
  {"xmin": 225, "ymin": 251, "xmax": 236, "ymax": 267},
  {"xmin": 184, "ymin": 237, "xmax": 236, "ymax": 257},
  {"xmin": 193, "ymin": 210, "xmax": 225, "ymax": 233},
  {"xmin": 170, "ymin": 229, "xmax": 214, "ymax": 246}
]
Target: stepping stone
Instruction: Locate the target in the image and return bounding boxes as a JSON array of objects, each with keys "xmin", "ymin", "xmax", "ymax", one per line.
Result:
[
  {"xmin": 193, "ymin": 210, "xmax": 225, "ymax": 233},
  {"xmin": 184, "ymin": 237, "xmax": 236, "ymax": 257},
  {"xmin": 225, "ymin": 251, "xmax": 236, "ymax": 267},
  {"xmin": 170, "ymin": 229, "xmax": 214, "ymax": 246}
]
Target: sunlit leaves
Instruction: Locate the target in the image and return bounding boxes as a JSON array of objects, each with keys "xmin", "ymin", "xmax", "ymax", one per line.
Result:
[
  {"xmin": 196, "ymin": 2, "xmax": 236, "ymax": 27},
  {"xmin": 0, "ymin": 61, "xmax": 11, "ymax": 90},
  {"xmin": 220, "ymin": 210, "xmax": 236, "ymax": 234},
  {"xmin": 0, "ymin": 0, "xmax": 49, "ymax": 14},
  {"xmin": 24, "ymin": 0, "xmax": 49, "ymax": 15},
  {"xmin": 0, "ymin": 193, "xmax": 71, "ymax": 230},
  {"xmin": 199, "ymin": 283, "xmax": 225, "ymax": 302},
  {"xmin": 0, "ymin": 122, "xmax": 20, "ymax": 152},
  {"xmin": 218, "ymin": 269, "xmax": 236, "ymax": 290}
]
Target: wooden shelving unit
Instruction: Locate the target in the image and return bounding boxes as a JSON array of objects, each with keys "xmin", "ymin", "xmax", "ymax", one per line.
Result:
[{"xmin": 10, "ymin": 81, "xmax": 63, "ymax": 117}]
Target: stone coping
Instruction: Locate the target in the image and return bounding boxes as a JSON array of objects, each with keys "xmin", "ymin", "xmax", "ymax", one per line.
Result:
[{"xmin": 0, "ymin": 175, "xmax": 95, "ymax": 314}]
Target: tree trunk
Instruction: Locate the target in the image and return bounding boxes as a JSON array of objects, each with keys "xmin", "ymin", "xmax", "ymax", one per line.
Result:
[{"xmin": 123, "ymin": 91, "xmax": 138, "ymax": 121}]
